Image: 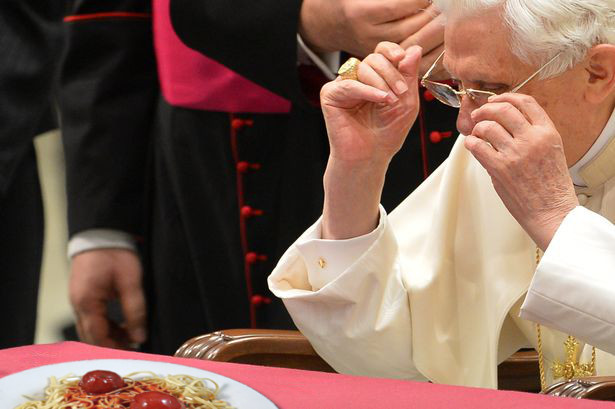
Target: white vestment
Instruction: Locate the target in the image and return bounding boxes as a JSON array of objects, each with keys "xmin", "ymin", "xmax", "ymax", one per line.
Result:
[{"xmin": 268, "ymin": 120, "xmax": 615, "ymax": 388}]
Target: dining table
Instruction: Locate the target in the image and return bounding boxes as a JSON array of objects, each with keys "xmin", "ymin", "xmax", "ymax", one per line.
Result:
[{"xmin": 1, "ymin": 341, "xmax": 614, "ymax": 408}]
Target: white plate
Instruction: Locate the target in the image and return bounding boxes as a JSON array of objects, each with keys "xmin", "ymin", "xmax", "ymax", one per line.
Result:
[{"xmin": 0, "ymin": 358, "xmax": 278, "ymax": 409}]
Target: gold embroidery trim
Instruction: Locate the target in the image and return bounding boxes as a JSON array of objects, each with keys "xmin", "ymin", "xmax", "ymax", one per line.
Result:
[{"xmin": 535, "ymin": 247, "xmax": 596, "ymax": 392}]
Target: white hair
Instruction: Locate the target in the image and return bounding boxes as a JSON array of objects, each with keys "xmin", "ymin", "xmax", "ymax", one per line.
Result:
[{"xmin": 433, "ymin": 0, "xmax": 615, "ymax": 78}]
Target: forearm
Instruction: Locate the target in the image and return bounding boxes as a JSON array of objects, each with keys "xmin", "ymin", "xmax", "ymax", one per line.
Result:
[
  {"xmin": 298, "ymin": 0, "xmax": 338, "ymax": 54},
  {"xmin": 60, "ymin": 2, "xmax": 157, "ymax": 236},
  {"xmin": 322, "ymin": 158, "xmax": 389, "ymax": 239}
]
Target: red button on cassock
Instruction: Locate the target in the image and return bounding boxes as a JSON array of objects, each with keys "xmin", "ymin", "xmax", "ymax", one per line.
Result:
[
  {"xmin": 236, "ymin": 161, "xmax": 249, "ymax": 173},
  {"xmin": 241, "ymin": 206, "xmax": 264, "ymax": 218},
  {"xmin": 236, "ymin": 162, "xmax": 262, "ymax": 173},
  {"xmin": 231, "ymin": 118, "xmax": 254, "ymax": 130},
  {"xmin": 429, "ymin": 131, "xmax": 453, "ymax": 143},
  {"xmin": 251, "ymin": 294, "xmax": 272, "ymax": 306},
  {"xmin": 423, "ymin": 90, "xmax": 435, "ymax": 102},
  {"xmin": 245, "ymin": 252, "xmax": 268, "ymax": 264}
]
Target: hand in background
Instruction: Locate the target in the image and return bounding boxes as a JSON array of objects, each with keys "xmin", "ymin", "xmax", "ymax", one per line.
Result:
[
  {"xmin": 69, "ymin": 249, "xmax": 146, "ymax": 349},
  {"xmin": 400, "ymin": 12, "xmax": 448, "ymax": 78},
  {"xmin": 300, "ymin": 0, "xmax": 434, "ymax": 58}
]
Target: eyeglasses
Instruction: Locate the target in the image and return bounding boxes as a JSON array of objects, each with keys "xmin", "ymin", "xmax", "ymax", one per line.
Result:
[{"xmin": 420, "ymin": 51, "xmax": 562, "ymax": 108}]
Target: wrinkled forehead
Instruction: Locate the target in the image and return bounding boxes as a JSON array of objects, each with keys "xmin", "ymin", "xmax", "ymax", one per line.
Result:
[{"xmin": 442, "ymin": 8, "xmax": 526, "ymax": 82}]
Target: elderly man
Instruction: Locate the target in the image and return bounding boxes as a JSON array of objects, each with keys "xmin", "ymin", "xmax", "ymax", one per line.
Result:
[{"xmin": 269, "ymin": 0, "xmax": 615, "ymax": 390}]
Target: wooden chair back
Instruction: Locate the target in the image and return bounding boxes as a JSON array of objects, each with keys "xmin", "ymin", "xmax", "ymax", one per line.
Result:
[
  {"xmin": 175, "ymin": 329, "xmax": 615, "ymax": 400},
  {"xmin": 175, "ymin": 329, "xmax": 335, "ymax": 372}
]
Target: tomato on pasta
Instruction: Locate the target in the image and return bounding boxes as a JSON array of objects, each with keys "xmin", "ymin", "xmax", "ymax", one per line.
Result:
[{"xmin": 15, "ymin": 370, "xmax": 233, "ymax": 409}]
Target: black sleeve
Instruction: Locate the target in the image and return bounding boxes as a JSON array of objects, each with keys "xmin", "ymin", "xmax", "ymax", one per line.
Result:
[
  {"xmin": 169, "ymin": 0, "xmax": 306, "ymax": 104},
  {"xmin": 0, "ymin": 1, "xmax": 63, "ymax": 196},
  {"xmin": 60, "ymin": 0, "xmax": 159, "ymax": 237}
]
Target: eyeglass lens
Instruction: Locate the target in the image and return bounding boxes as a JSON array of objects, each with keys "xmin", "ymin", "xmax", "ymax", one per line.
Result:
[
  {"xmin": 465, "ymin": 90, "xmax": 493, "ymax": 106},
  {"xmin": 424, "ymin": 82, "xmax": 496, "ymax": 108},
  {"xmin": 424, "ymin": 82, "xmax": 461, "ymax": 108}
]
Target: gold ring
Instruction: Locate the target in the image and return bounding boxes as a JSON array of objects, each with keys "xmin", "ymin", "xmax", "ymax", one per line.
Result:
[{"xmin": 338, "ymin": 57, "xmax": 361, "ymax": 81}]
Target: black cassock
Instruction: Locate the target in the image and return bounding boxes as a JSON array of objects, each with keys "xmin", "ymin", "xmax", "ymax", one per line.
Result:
[
  {"xmin": 61, "ymin": 0, "xmax": 458, "ymax": 355},
  {"xmin": 0, "ymin": 0, "xmax": 63, "ymax": 348}
]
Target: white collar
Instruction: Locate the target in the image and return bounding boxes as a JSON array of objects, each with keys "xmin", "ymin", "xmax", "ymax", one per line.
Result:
[{"xmin": 569, "ymin": 108, "xmax": 615, "ymax": 187}]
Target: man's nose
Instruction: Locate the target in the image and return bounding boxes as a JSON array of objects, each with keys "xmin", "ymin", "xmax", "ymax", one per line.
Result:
[{"xmin": 456, "ymin": 97, "xmax": 478, "ymax": 135}]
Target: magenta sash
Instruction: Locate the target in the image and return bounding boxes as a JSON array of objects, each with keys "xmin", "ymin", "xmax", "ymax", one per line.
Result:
[{"xmin": 153, "ymin": 0, "xmax": 291, "ymax": 113}]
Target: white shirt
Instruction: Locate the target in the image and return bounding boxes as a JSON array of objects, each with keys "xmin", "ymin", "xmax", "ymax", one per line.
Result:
[{"xmin": 569, "ymin": 109, "xmax": 615, "ymax": 186}]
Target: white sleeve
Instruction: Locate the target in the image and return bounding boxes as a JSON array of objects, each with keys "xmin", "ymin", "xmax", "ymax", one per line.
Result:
[
  {"xmin": 295, "ymin": 206, "xmax": 384, "ymax": 291},
  {"xmin": 520, "ymin": 206, "xmax": 615, "ymax": 354},
  {"xmin": 296, "ymin": 34, "xmax": 338, "ymax": 80},
  {"xmin": 68, "ymin": 229, "xmax": 137, "ymax": 258},
  {"xmin": 269, "ymin": 206, "xmax": 425, "ymax": 381}
]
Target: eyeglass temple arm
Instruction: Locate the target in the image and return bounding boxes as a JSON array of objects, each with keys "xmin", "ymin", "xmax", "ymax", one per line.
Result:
[
  {"xmin": 422, "ymin": 50, "xmax": 446, "ymax": 81},
  {"xmin": 510, "ymin": 52, "xmax": 562, "ymax": 93}
]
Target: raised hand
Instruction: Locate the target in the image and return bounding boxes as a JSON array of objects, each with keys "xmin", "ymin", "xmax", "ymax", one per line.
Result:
[
  {"xmin": 466, "ymin": 93, "xmax": 579, "ymax": 250},
  {"xmin": 322, "ymin": 43, "xmax": 422, "ymax": 166},
  {"xmin": 320, "ymin": 43, "xmax": 423, "ymax": 239}
]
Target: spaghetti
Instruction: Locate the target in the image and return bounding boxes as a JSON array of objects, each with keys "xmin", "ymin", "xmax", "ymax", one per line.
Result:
[{"xmin": 15, "ymin": 371, "xmax": 234, "ymax": 409}]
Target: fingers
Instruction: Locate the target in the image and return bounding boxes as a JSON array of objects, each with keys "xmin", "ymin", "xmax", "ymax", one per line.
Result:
[
  {"xmin": 374, "ymin": 41, "xmax": 406, "ymax": 64},
  {"xmin": 321, "ymin": 78, "xmax": 392, "ymax": 108},
  {"xmin": 323, "ymin": 43, "xmax": 422, "ymax": 109},
  {"xmin": 73, "ymin": 290, "xmax": 136, "ymax": 350},
  {"xmin": 360, "ymin": 52, "xmax": 409, "ymax": 97},
  {"xmin": 366, "ymin": 0, "xmax": 432, "ymax": 23},
  {"xmin": 398, "ymin": 46, "xmax": 423, "ymax": 84},
  {"xmin": 396, "ymin": 46, "xmax": 423, "ymax": 110},
  {"xmin": 120, "ymin": 291, "xmax": 147, "ymax": 344},
  {"xmin": 69, "ymin": 257, "xmax": 116, "ymax": 347},
  {"xmin": 116, "ymin": 256, "xmax": 147, "ymax": 344},
  {"xmin": 464, "ymin": 134, "xmax": 501, "ymax": 171},
  {"xmin": 487, "ymin": 93, "xmax": 552, "ymax": 126},
  {"xmin": 471, "ymin": 120, "xmax": 513, "ymax": 152},
  {"xmin": 72, "ymin": 292, "xmax": 124, "ymax": 348},
  {"xmin": 400, "ymin": 12, "xmax": 444, "ymax": 54},
  {"xmin": 73, "ymin": 300, "xmax": 120, "ymax": 348},
  {"xmin": 418, "ymin": 44, "xmax": 445, "ymax": 78},
  {"xmin": 382, "ymin": 6, "xmax": 436, "ymax": 43},
  {"xmin": 373, "ymin": 41, "xmax": 425, "ymax": 82},
  {"xmin": 79, "ymin": 306, "xmax": 132, "ymax": 349},
  {"xmin": 471, "ymin": 101, "xmax": 532, "ymax": 136}
]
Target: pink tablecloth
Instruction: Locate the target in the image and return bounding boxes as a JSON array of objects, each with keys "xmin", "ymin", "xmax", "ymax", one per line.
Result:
[{"xmin": 0, "ymin": 341, "xmax": 612, "ymax": 408}]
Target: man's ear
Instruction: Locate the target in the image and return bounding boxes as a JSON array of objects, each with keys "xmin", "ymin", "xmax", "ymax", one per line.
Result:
[{"xmin": 584, "ymin": 44, "xmax": 615, "ymax": 104}]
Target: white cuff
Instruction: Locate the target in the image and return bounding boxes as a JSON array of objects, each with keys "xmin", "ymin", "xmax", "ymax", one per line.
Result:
[
  {"xmin": 520, "ymin": 206, "xmax": 615, "ymax": 353},
  {"xmin": 297, "ymin": 34, "xmax": 338, "ymax": 80},
  {"xmin": 295, "ymin": 206, "xmax": 386, "ymax": 291},
  {"xmin": 68, "ymin": 229, "xmax": 137, "ymax": 258}
]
